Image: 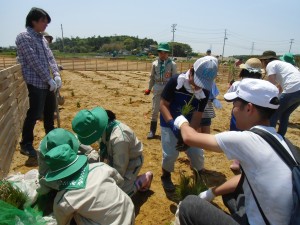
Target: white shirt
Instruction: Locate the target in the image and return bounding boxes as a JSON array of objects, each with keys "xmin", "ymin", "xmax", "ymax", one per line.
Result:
[
  {"xmin": 266, "ymin": 60, "xmax": 300, "ymax": 93},
  {"xmin": 215, "ymin": 126, "xmax": 293, "ymax": 225}
]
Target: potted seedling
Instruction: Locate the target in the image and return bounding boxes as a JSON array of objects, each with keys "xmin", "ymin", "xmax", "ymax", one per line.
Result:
[
  {"xmin": 175, "ymin": 168, "xmax": 207, "ymax": 201},
  {"xmin": 0, "ymin": 180, "xmax": 28, "ymax": 209}
]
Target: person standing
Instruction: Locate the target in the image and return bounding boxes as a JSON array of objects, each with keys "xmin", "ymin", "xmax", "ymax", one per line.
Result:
[
  {"xmin": 16, "ymin": 7, "xmax": 62, "ymax": 158},
  {"xmin": 159, "ymin": 56, "xmax": 218, "ymax": 192},
  {"xmin": 260, "ymin": 50, "xmax": 300, "ymax": 137},
  {"xmin": 144, "ymin": 42, "xmax": 177, "ymax": 139}
]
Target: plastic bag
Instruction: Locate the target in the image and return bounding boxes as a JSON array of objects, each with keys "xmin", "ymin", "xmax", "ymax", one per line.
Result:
[
  {"xmin": 0, "ymin": 200, "xmax": 46, "ymax": 225},
  {"xmin": 6, "ymin": 169, "xmax": 40, "ymax": 205}
]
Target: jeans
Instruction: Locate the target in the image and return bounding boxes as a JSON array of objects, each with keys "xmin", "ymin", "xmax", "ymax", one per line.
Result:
[
  {"xmin": 161, "ymin": 126, "xmax": 204, "ymax": 172},
  {"xmin": 270, "ymin": 89, "xmax": 300, "ymax": 136},
  {"xmin": 179, "ymin": 195, "xmax": 241, "ymax": 225},
  {"xmin": 21, "ymin": 84, "xmax": 56, "ymax": 145}
]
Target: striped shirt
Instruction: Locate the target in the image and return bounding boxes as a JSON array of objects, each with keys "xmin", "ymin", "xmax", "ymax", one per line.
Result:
[{"xmin": 16, "ymin": 27, "xmax": 60, "ymax": 89}]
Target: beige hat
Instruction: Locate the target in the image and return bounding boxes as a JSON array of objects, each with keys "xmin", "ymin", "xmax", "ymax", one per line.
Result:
[{"xmin": 239, "ymin": 58, "xmax": 262, "ymax": 73}]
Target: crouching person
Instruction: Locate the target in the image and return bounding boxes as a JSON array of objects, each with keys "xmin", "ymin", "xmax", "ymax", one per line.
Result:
[
  {"xmin": 42, "ymin": 129, "xmax": 135, "ymax": 225},
  {"xmin": 72, "ymin": 107, "xmax": 153, "ymax": 197},
  {"xmin": 175, "ymin": 79, "xmax": 294, "ymax": 225}
]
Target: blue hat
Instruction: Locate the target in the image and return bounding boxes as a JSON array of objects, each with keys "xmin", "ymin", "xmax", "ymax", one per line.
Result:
[{"xmin": 193, "ymin": 56, "xmax": 218, "ymax": 90}]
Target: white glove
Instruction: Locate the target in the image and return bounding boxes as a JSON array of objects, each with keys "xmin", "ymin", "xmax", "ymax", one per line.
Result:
[
  {"xmin": 48, "ymin": 79, "xmax": 57, "ymax": 92},
  {"xmin": 174, "ymin": 115, "xmax": 189, "ymax": 129},
  {"xmin": 213, "ymin": 99, "xmax": 222, "ymax": 109},
  {"xmin": 54, "ymin": 76, "xmax": 62, "ymax": 89},
  {"xmin": 199, "ymin": 188, "xmax": 215, "ymax": 202}
]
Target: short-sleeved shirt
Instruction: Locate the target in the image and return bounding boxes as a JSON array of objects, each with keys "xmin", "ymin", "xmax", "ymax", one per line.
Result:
[
  {"xmin": 266, "ymin": 60, "xmax": 300, "ymax": 93},
  {"xmin": 160, "ymin": 75, "xmax": 209, "ymax": 127},
  {"xmin": 215, "ymin": 126, "xmax": 293, "ymax": 225}
]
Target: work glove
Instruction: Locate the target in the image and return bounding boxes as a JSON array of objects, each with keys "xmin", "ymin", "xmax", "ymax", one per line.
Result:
[
  {"xmin": 167, "ymin": 119, "xmax": 179, "ymax": 137},
  {"xmin": 198, "ymin": 188, "xmax": 215, "ymax": 202},
  {"xmin": 174, "ymin": 115, "xmax": 189, "ymax": 129},
  {"xmin": 144, "ymin": 89, "xmax": 151, "ymax": 95},
  {"xmin": 212, "ymin": 99, "xmax": 222, "ymax": 109},
  {"xmin": 48, "ymin": 79, "xmax": 57, "ymax": 92},
  {"xmin": 54, "ymin": 76, "xmax": 62, "ymax": 89}
]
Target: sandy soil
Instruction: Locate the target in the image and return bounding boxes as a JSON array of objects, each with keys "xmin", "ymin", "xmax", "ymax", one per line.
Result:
[{"xmin": 9, "ymin": 70, "xmax": 300, "ymax": 225}]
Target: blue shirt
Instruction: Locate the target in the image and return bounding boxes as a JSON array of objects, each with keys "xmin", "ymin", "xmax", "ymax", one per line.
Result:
[
  {"xmin": 160, "ymin": 75, "xmax": 209, "ymax": 127},
  {"xmin": 16, "ymin": 27, "xmax": 60, "ymax": 89}
]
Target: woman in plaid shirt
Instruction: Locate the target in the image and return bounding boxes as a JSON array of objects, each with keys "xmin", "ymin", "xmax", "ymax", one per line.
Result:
[{"xmin": 16, "ymin": 7, "xmax": 62, "ymax": 159}]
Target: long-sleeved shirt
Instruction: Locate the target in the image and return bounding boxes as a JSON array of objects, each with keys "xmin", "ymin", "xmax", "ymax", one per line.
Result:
[
  {"xmin": 54, "ymin": 163, "xmax": 135, "ymax": 225},
  {"xmin": 148, "ymin": 58, "xmax": 177, "ymax": 90},
  {"xmin": 15, "ymin": 27, "xmax": 60, "ymax": 89}
]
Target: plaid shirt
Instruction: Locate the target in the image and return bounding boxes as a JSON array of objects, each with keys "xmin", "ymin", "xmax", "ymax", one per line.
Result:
[{"xmin": 16, "ymin": 27, "xmax": 60, "ymax": 89}]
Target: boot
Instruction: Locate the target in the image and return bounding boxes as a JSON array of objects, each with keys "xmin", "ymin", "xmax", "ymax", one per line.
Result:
[
  {"xmin": 161, "ymin": 168, "xmax": 175, "ymax": 192},
  {"xmin": 147, "ymin": 121, "xmax": 157, "ymax": 139}
]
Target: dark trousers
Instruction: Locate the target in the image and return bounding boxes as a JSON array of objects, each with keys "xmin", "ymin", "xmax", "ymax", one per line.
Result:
[
  {"xmin": 21, "ymin": 84, "xmax": 56, "ymax": 145},
  {"xmin": 179, "ymin": 195, "xmax": 247, "ymax": 225}
]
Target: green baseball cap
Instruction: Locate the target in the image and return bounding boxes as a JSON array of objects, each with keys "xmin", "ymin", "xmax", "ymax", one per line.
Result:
[
  {"xmin": 157, "ymin": 42, "xmax": 170, "ymax": 52},
  {"xmin": 72, "ymin": 107, "xmax": 108, "ymax": 145},
  {"xmin": 39, "ymin": 128, "xmax": 79, "ymax": 156},
  {"xmin": 45, "ymin": 144, "xmax": 87, "ymax": 182}
]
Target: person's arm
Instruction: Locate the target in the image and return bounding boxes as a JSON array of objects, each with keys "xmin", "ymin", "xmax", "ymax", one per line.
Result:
[
  {"xmin": 212, "ymin": 174, "xmax": 241, "ymax": 196},
  {"xmin": 180, "ymin": 122, "xmax": 222, "ymax": 152},
  {"xmin": 160, "ymin": 98, "xmax": 173, "ymax": 122},
  {"xmin": 148, "ymin": 63, "xmax": 155, "ymax": 90},
  {"xmin": 268, "ymin": 74, "xmax": 277, "ymax": 85},
  {"xmin": 16, "ymin": 33, "xmax": 52, "ymax": 83},
  {"xmin": 171, "ymin": 62, "xmax": 177, "ymax": 75},
  {"xmin": 112, "ymin": 142, "xmax": 130, "ymax": 177},
  {"xmin": 53, "ymin": 193, "xmax": 75, "ymax": 225},
  {"xmin": 268, "ymin": 74, "xmax": 282, "ymax": 92},
  {"xmin": 44, "ymin": 40, "xmax": 60, "ymax": 77}
]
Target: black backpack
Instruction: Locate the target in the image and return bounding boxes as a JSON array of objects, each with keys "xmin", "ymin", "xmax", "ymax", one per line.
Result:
[{"xmin": 250, "ymin": 128, "xmax": 300, "ymax": 225}]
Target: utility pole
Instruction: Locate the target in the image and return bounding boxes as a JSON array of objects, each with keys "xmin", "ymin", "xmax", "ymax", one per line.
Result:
[
  {"xmin": 61, "ymin": 24, "xmax": 64, "ymax": 53},
  {"xmin": 171, "ymin": 24, "xmax": 177, "ymax": 58},
  {"xmin": 250, "ymin": 42, "xmax": 254, "ymax": 55},
  {"xmin": 289, "ymin": 39, "xmax": 294, "ymax": 52},
  {"xmin": 221, "ymin": 29, "xmax": 227, "ymax": 63}
]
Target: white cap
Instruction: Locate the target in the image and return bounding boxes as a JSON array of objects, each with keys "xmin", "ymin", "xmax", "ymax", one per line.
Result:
[{"xmin": 224, "ymin": 78, "xmax": 279, "ymax": 109}]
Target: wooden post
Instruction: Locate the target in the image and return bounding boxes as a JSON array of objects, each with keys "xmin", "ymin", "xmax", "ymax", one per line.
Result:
[
  {"xmin": 127, "ymin": 61, "xmax": 128, "ymax": 71},
  {"xmin": 106, "ymin": 62, "xmax": 108, "ymax": 71},
  {"xmin": 117, "ymin": 61, "xmax": 119, "ymax": 71},
  {"xmin": 72, "ymin": 59, "xmax": 74, "ymax": 70},
  {"xmin": 84, "ymin": 60, "xmax": 87, "ymax": 71},
  {"xmin": 96, "ymin": 59, "xmax": 98, "ymax": 71},
  {"xmin": 3, "ymin": 58, "xmax": 5, "ymax": 68},
  {"xmin": 137, "ymin": 61, "xmax": 138, "ymax": 70}
]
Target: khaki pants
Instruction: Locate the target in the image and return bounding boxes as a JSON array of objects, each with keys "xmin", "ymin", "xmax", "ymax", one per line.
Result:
[{"xmin": 151, "ymin": 83, "xmax": 166, "ymax": 121}]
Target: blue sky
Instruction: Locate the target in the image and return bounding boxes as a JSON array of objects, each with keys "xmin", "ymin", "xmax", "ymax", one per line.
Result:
[{"xmin": 1, "ymin": 0, "xmax": 299, "ymax": 56}]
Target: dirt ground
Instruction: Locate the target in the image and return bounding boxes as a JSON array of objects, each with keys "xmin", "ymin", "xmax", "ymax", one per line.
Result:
[{"xmin": 9, "ymin": 70, "xmax": 300, "ymax": 225}]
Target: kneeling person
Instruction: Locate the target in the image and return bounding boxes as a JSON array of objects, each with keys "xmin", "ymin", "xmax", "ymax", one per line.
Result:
[
  {"xmin": 72, "ymin": 107, "xmax": 153, "ymax": 197},
  {"xmin": 42, "ymin": 129, "xmax": 135, "ymax": 225}
]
